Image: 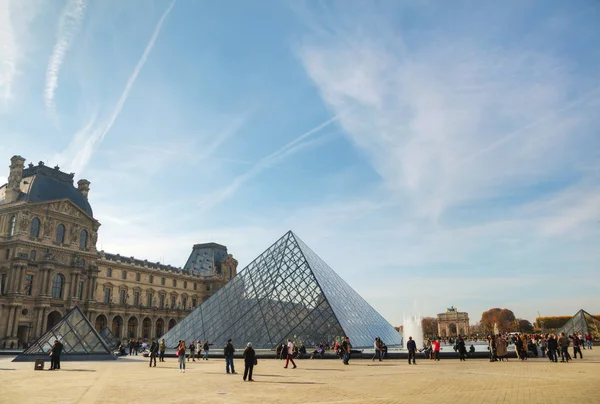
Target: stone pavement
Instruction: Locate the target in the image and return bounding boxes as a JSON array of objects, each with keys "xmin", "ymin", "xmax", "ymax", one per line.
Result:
[{"xmin": 1, "ymin": 349, "xmax": 599, "ymax": 404}]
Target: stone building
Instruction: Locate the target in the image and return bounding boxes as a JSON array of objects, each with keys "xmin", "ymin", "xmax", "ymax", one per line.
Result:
[
  {"xmin": 0, "ymin": 156, "xmax": 238, "ymax": 348},
  {"xmin": 437, "ymin": 306, "xmax": 470, "ymax": 336}
]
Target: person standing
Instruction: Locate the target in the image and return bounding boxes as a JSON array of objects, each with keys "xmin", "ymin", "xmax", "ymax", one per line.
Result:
[
  {"xmin": 149, "ymin": 340, "xmax": 158, "ymax": 367},
  {"xmin": 49, "ymin": 339, "xmax": 63, "ymax": 370},
  {"xmin": 203, "ymin": 340, "xmax": 212, "ymax": 360},
  {"xmin": 457, "ymin": 336, "xmax": 467, "ymax": 361},
  {"xmin": 129, "ymin": 339, "xmax": 135, "ymax": 356},
  {"xmin": 284, "ymin": 338, "xmax": 297, "ymax": 369},
  {"xmin": 243, "ymin": 343, "xmax": 256, "ymax": 382},
  {"xmin": 188, "ymin": 341, "xmax": 196, "ymax": 362},
  {"xmin": 495, "ymin": 335, "xmax": 508, "ymax": 361},
  {"xmin": 585, "ymin": 333, "xmax": 593, "ymax": 350},
  {"xmin": 177, "ymin": 341, "xmax": 187, "ymax": 373},
  {"xmin": 547, "ymin": 334, "xmax": 558, "ymax": 362},
  {"xmin": 407, "ymin": 336, "xmax": 417, "ymax": 365},
  {"xmin": 159, "ymin": 338, "xmax": 166, "ymax": 362},
  {"xmin": 432, "ymin": 338, "xmax": 441, "ymax": 361},
  {"xmin": 342, "ymin": 337, "xmax": 352, "ymax": 365},
  {"xmin": 224, "ymin": 339, "xmax": 237, "ymax": 374},
  {"xmin": 372, "ymin": 337, "xmax": 381, "ymax": 361}
]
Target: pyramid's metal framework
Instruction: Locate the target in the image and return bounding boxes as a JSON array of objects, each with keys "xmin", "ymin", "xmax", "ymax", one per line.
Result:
[
  {"xmin": 161, "ymin": 231, "xmax": 402, "ymax": 349},
  {"xmin": 99, "ymin": 326, "xmax": 120, "ymax": 349},
  {"xmin": 555, "ymin": 310, "xmax": 600, "ymax": 339},
  {"xmin": 13, "ymin": 306, "xmax": 116, "ymax": 362}
]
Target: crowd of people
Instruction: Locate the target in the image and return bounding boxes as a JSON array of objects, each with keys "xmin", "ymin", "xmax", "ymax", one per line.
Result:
[{"xmin": 486, "ymin": 332, "xmax": 591, "ymax": 363}]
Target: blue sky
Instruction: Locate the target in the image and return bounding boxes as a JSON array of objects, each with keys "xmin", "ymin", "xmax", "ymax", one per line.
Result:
[{"xmin": 1, "ymin": 0, "xmax": 599, "ymax": 326}]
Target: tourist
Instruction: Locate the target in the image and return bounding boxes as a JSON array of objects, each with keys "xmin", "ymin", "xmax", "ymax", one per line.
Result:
[
  {"xmin": 203, "ymin": 340, "xmax": 212, "ymax": 360},
  {"xmin": 585, "ymin": 333, "xmax": 593, "ymax": 350},
  {"xmin": 495, "ymin": 335, "xmax": 508, "ymax": 361},
  {"xmin": 547, "ymin": 335, "xmax": 558, "ymax": 362},
  {"xmin": 275, "ymin": 342, "xmax": 283, "ymax": 359},
  {"xmin": 243, "ymin": 343, "xmax": 256, "ymax": 382},
  {"xmin": 342, "ymin": 337, "xmax": 352, "ymax": 365},
  {"xmin": 224, "ymin": 339, "xmax": 236, "ymax": 374},
  {"xmin": 381, "ymin": 341, "xmax": 388, "ymax": 360},
  {"xmin": 539, "ymin": 336, "xmax": 547, "ymax": 357},
  {"xmin": 149, "ymin": 339, "xmax": 158, "ymax": 367},
  {"xmin": 297, "ymin": 343, "xmax": 307, "ymax": 359},
  {"xmin": 129, "ymin": 339, "xmax": 135, "ymax": 356},
  {"xmin": 558, "ymin": 333, "xmax": 571, "ymax": 362},
  {"xmin": 457, "ymin": 336, "xmax": 467, "ymax": 361},
  {"xmin": 407, "ymin": 336, "xmax": 417, "ymax": 365},
  {"xmin": 432, "ymin": 338, "xmax": 441, "ymax": 361},
  {"xmin": 284, "ymin": 338, "xmax": 297, "ymax": 369},
  {"xmin": 572, "ymin": 334, "xmax": 583, "ymax": 359},
  {"xmin": 310, "ymin": 344, "xmax": 325, "ymax": 359},
  {"xmin": 177, "ymin": 341, "xmax": 187, "ymax": 373},
  {"xmin": 159, "ymin": 338, "xmax": 166, "ymax": 362},
  {"xmin": 372, "ymin": 337, "xmax": 382, "ymax": 361},
  {"xmin": 197, "ymin": 339, "xmax": 202, "ymax": 360},
  {"xmin": 425, "ymin": 339, "xmax": 433, "ymax": 359},
  {"xmin": 188, "ymin": 341, "xmax": 195, "ymax": 362},
  {"xmin": 49, "ymin": 339, "xmax": 63, "ymax": 370}
]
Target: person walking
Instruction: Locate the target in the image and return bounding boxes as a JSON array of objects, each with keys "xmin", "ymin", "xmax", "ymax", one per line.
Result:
[
  {"xmin": 372, "ymin": 337, "xmax": 381, "ymax": 361},
  {"xmin": 224, "ymin": 339, "xmax": 237, "ymax": 374},
  {"xmin": 284, "ymin": 338, "xmax": 297, "ymax": 369},
  {"xmin": 188, "ymin": 341, "xmax": 196, "ymax": 362},
  {"xmin": 585, "ymin": 333, "xmax": 593, "ymax": 350},
  {"xmin": 572, "ymin": 334, "xmax": 583, "ymax": 359},
  {"xmin": 197, "ymin": 339, "xmax": 203, "ymax": 360},
  {"xmin": 407, "ymin": 336, "xmax": 417, "ymax": 365},
  {"xmin": 558, "ymin": 333, "xmax": 571, "ymax": 362},
  {"xmin": 177, "ymin": 341, "xmax": 187, "ymax": 373},
  {"xmin": 432, "ymin": 338, "xmax": 441, "ymax": 361},
  {"xmin": 342, "ymin": 337, "xmax": 352, "ymax": 365},
  {"xmin": 243, "ymin": 342, "xmax": 256, "ymax": 382},
  {"xmin": 203, "ymin": 340, "xmax": 212, "ymax": 360},
  {"xmin": 159, "ymin": 338, "xmax": 166, "ymax": 362},
  {"xmin": 149, "ymin": 339, "xmax": 158, "ymax": 367},
  {"xmin": 49, "ymin": 339, "xmax": 63, "ymax": 370}
]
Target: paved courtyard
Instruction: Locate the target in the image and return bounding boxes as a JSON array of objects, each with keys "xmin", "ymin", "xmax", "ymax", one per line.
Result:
[{"xmin": 1, "ymin": 349, "xmax": 599, "ymax": 404}]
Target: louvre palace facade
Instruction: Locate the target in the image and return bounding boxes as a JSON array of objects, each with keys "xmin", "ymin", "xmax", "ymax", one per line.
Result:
[{"xmin": 0, "ymin": 156, "xmax": 237, "ymax": 348}]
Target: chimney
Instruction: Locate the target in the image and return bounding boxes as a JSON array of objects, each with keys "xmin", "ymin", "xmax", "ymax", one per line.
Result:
[
  {"xmin": 77, "ymin": 179, "xmax": 90, "ymax": 199},
  {"xmin": 4, "ymin": 156, "xmax": 25, "ymax": 203}
]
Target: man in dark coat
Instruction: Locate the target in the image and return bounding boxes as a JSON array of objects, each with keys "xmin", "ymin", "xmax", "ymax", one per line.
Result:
[
  {"xmin": 149, "ymin": 340, "xmax": 158, "ymax": 367},
  {"xmin": 224, "ymin": 339, "xmax": 236, "ymax": 374},
  {"xmin": 243, "ymin": 342, "xmax": 256, "ymax": 381},
  {"xmin": 49, "ymin": 339, "xmax": 63, "ymax": 370},
  {"xmin": 407, "ymin": 336, "xmax": 417, "ymax": 365}
]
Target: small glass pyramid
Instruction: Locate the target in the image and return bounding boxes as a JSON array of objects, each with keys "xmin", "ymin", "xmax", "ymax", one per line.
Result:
[
  {"xmin": 555, "ymin": 310, "xmax": 600, "ymax": 339},
  {"xmin": 161, "ymin": 231, "xmax": 402, "ymax": 349},
  {"xmin": 99, "ymin": 326, "xmax": 120, "ymax": 349},
  {"xmin": 13, "ymin": 306, "xmax": 116, "ymax": 362}
]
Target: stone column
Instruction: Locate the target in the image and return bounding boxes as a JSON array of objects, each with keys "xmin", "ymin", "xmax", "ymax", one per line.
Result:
[
  {"xmin": 17, "ymin": 266, "xmax": 25, "ymax": 294},
  {"xmin": 151, "ymin": 317, "xmax": 156, "ymax": 340},
  {"xmin": 11, "ymin": 306, "xmax": 21, "ymax": 337},
  {"xmin": 40, "ymin": 307, "xmax": 48, "ymax": 334},
  {"xmin": 35, "ymin": 307, "xmax": 44, "ymax": 338},
  {"xmin": 5, "ymin": 307, "xmax": 15, "ymax": 337},
  {"xmin": 445, "ymin": 324, "xmax": 450, "ymax": 336}
]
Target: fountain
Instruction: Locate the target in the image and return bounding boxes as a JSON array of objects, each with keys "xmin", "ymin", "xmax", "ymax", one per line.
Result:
[
  {"xmin": 403, "ymin": 314, "xmax": 424, "ymax": 350},
  {"xmin": 493, "ymin": 322, "xmax": 499, "ymax": 336}
]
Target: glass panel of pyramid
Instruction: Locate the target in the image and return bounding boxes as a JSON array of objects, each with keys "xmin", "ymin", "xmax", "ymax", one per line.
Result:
[
  {"xmin": 13, "ymin": 306, "xmax": 116, "ymax": 362},
  {"xmin": 99, "ymin": 326, "xmax": 120, "ymax": 349},
  {"xmin": 556, "ymin": 310, "xmax": 600, "ymax": 339},
  {"xmin": 161, "ymin": 231, "xmax": 402, "ymax": 349}
]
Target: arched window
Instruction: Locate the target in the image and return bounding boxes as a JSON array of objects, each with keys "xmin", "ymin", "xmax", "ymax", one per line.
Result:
[
  {"xmin": 51, "ymin": 274, "xmax": 65, "ymax": 298},
  {"xmin": 56, "ymin": 224, "xmax": 65, "ymax": 243},
  {"xmin": 30, "ymin": 217, "xmax": 41, "ymax": 238},
  {"xmin": 80, "ymin": 229, "xmax": 88, "ymax": 248},
  {"xmin": 30, "ymin": 250, "xmax": 36, "ymax": 260},
  {"xmin": 8, "ymin": 215, "xmax": 16, "ymax": 236}
]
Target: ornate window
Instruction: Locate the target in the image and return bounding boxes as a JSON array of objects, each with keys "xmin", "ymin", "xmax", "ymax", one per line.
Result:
[
  {"xmin": 192, "ymin": 297, "xmax": 197, "ymax": 307},
  {"xmin": 206, "ymin": 284, "xmax": 211, "ymax": 292},
  {"xmin": 56, "ymin": 224, "xmax": 65, "ymax": 243},
  {"xmin": 134, "ymin": 291, "xmax": 140, "ymax": 306},
  {"xmin": 104, "ymin": 287, "xmax": 111, "ymax": 304},
  {"xmin": 30, "ymin": 217, "xmax": 41, "ymax": 238},
  {"xmin": 170, "ymin": 295, "xmax": 176, "ymax": 309},
  {"xmin": 107, "ymin": 268, "xmax": 112, "ymax": 277},
  {"xmin": 149, "ymin": 275, "xmax": 154, "ymax": 284},
  {"xmin": 136, "ymin": 273, "xmax": 140, "ymax": 282},
  {"xmin": 0, "ymin": 273, "xmax": 6, "ymax": 295},
  {"xmin": 30, "ymin": 250, "xmax": 37, "ymax": 260},
  {"xmin": 25, "ymin": 274, "xmax": 34, "ymax": 295},
  {"xmin": 122, "ymin": 270, "xmax": 127, "ymax": 280},
  {"xmin": 159, "ymin": 294, "xmax": 165, "ymax": 309},
  {"xmin": 161, "ymin": 277, "xmax": 165, "ymax": 286},
  {"xmin": 120, "ymin": 289, "xmax": 127, "ymax": 305},
  {"xmin": 79, "ymin": 229, "xmax": 88, "ymax": 248},
  {"xmin": 194, "ymin": 282, "xmax": 197, "ymax": 290},
  {"xmin": 78, "ymin": 281, "xmax": 84, "ymax": 300},
  {"xmin": 51, "ymin": 274, "xmax": 65, "ymax": 298},
  {"xmin": 147, "ymin": 292, "xmax": 154, "ymax": 307},
  {"xmin": 172, "ymin": 279, "xmax": 177, "ymax": 287},
  {"xmin": 184, "ymin": 281, "xmax": 187, "ymax": 289},
  {"xmin": 181, "ymin": 295, "xmax": 187, "ymax": 308},
  {"xmin": 8, "ymin": 215, "xmax": 16, "ymax": 236}
]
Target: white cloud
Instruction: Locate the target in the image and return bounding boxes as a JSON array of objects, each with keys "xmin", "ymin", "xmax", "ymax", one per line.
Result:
[
  {"xmin": 0, "ymin": 0, "xmax": 18, "ymax": 106},
  {"xmin": 44, "ymin": 0, "xmax": 86, "ymax": 122},
  {"xmin": 58, "ymin": 0, "xmax": 177, "ymax": 175}
]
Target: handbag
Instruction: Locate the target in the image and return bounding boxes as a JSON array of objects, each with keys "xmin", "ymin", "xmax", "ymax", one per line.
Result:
[
  {"xmin": 176, "ymin": 349, "xmax": 180, "ymax": 357},
  {"xmin": 253, "ymin": 358, "xmax": 258, "ymax": 366}
]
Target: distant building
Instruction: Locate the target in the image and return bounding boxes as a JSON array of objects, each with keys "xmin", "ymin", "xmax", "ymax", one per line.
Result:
[
  {"xmin": 437, "ymin": 306, "xmax": 470, "ymax": 336},
  {"xmin": 0, "ymin": 156, "xmax": 238, "ymax": 348}
]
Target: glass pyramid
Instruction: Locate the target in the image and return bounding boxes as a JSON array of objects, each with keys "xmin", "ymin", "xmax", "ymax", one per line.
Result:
[
  {"xmin": 99, "ymin": 326, "xmax": 120, "ymax": 349},
  {"xmin": 556, "ymin": 310, "xmax": 600, "ymax": 339},
  {"xmin": 161, "ymin": 231, "xmax": 402, "ymax": 349},
  {"xmin": 13, "ymin": 306, "xmax": 116, "ymax": 362}
]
